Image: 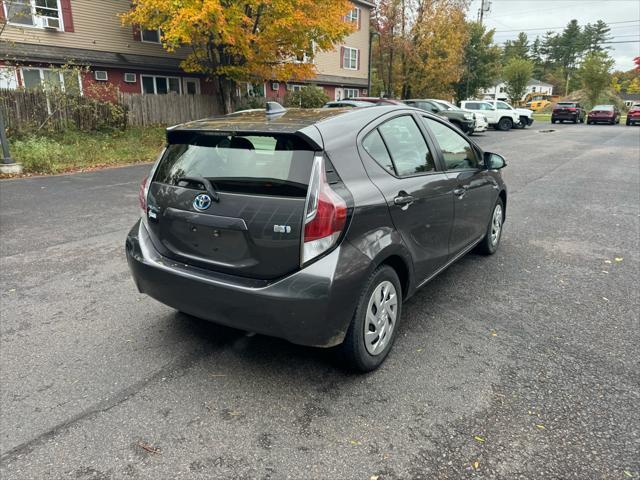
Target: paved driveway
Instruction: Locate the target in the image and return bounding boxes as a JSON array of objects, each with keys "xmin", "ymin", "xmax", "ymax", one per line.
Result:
[{"xmin": 1, "ymin": 123, "xmax": 639, "ymax": 479}]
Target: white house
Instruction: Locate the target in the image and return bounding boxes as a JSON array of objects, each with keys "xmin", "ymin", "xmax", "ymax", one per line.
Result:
[{"xmin": 480, "ymin": 78, "xmax": 554, "ymax": 101}]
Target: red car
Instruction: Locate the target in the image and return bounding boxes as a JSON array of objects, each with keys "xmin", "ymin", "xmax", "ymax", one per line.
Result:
[
  {"xmin": 587, "ymin": 104, "xmax": 621, "ymax": 125},
  {"xmin": 626, "ymin": 104, "xmax": 640, "ymax": 126}
]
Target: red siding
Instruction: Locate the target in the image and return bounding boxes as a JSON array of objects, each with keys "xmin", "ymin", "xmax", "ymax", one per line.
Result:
[
  {"xmin": 60, "ymin": 0, "xmax": 74, "ymax": 32},
  {"xmin": 0, "ymin": 1, "xmax": 5, "ymax": 21}
]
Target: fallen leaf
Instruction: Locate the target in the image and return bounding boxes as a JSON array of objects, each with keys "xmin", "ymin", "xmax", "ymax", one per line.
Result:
[
  {"xmin": 370, "ymin": 476, "xmax": 380, "ymax": 480},
  {"xmin": 474, "ymin": 435, "xmax": 485, "ymax": 443},
  {"xmin": 623, "ymin": 471, "xmax": 632, "ymax": 478},
  {"xmin": 8, "ymin": 289, "xmax": 15, "ymax": 293},
  {"xmin": 602, "ymin": 297, "xmax": 609, "ymax": 302},
  {"xmin": 536, "ymin": 424, "xmax": 546, "ymax": 430},
  {"xmin": 350, "ymin": 440, "xmax": 361, "ymax": 445},
  {"xmin": 473, "ymin": 461, "xmax": 480, "ymax": 470},
  {"xmin": 138, "ymin": 442, "xmax": 160, "ymax": 454},
  {"xmin": 615, "ymin": 257, "xmax": 623, "ymax": 262},
  {"xmin": 491, "ymin": 331, "xmax": 497, "ymax": 337},
  {"xmin": 604, "ymin": 260, "xmax": 612, "ymax": 264},
  {"xmin": 416, "ymin": 348, "xmax": 423, "ymax": 352}
]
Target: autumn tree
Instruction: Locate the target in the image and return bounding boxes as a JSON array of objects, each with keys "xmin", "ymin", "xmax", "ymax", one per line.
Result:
[
  {"xmin": 453, "ymin": 21, "xmax": 501, "ymax": 101},
  {"xmin": 502, "ymin": 57, "xmax": 533, "ymax": 104},
  {"xmin": 579, "ymin": 51, "xmax": 614, "ymax": 105},
  {"xmin": 122, "ymin": 0, "xmax": 355, "ymax": 113},
  {"xmin": 404, "ymin": 0, "xmax": 467, "ymax": 99}
]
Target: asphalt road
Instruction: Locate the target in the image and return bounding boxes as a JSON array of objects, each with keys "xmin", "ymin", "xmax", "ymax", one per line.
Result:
[{"xmin": 1, "ymin": 122, "xmax": 639, "ymax": 480}]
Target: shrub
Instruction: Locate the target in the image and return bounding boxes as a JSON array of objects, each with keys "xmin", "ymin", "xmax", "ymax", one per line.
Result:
[
  {"xmin": 235, "ymin": 96, "xmax": 268, "ymax": 112},
  {"xmin": 284, "ymin": 86, "xmax": 329, "ymax": 108},
  {"xmin": 11, "ymin": 137, "xmax": 62, "ymax": 174}
]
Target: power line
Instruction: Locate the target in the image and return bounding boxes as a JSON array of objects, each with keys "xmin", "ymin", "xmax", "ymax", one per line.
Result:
[{"xmin": 494, "ymin": 19, "xmax": 639, "ymax": 33}]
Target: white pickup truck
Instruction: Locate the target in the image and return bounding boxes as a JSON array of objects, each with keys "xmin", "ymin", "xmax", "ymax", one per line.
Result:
[
  {"xmin": 459, "ymin": 100, "xmax": 521, "ymax": 131},
  {"xmin": 484, "ymin": 100, "xmax": 534, "ymax": 129}
]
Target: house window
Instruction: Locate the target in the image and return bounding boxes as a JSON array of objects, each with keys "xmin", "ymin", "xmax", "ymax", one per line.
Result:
[
  {"xmin": 141, "ymin": 29, "xmax": 161, "ymax": 43},
  {"xmin": 342, "ymin": 47, "xmax": 359, "ymax": 70},
  {"xmin": 344, "ymin": 88, "xmax": 359, "ymax": 98},
  {"xmin": 4, "ymin": 0, "xmax": 63, "ymax": 29},
  {"xmin": 183, "ymin": 78, "xmax": 200, "ymax": 95},
  {"xmin": 0, "ymin": 67, "xmax": 18, "ymax": 89},
  {"xmin": 346, "ymin": 7, "xmax": 359, "ymax": 24},
  {"xmin": 499, "ymin": 86, "xmax": 505, "ymax": 93},
  {"xmin": 141, "ymin": 75, "xmax": 181, "ymax": 94},
  {"xmin": 20, "ymin": 67, "xmax": 81, "ymax": 94}
]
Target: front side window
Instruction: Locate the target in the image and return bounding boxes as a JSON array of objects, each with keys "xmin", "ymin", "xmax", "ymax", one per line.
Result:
[
  {"xmin": 377, "ymin": 116, "xmax": 435, "ymax": 176},
  {"xmin": 422, "ymin": 117, "xmax": 479, "ymax": 171},
  {"xmin": 496, "ymin": 101, "xmax": 511, "ymax": 110},
  {"xmin": 342, "ymin": 47, "xmax": 359, "ymax": 70}
]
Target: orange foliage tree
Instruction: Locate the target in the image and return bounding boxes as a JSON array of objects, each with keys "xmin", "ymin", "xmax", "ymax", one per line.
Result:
[{"xmin": 122, "ymin": 0, "xmax": 355, "ymax": 112}]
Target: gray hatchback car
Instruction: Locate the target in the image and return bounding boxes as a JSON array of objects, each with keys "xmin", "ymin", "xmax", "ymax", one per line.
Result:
[{"xmin": 126, "ymin": 104, "xmax": 508, "ymax": 371}]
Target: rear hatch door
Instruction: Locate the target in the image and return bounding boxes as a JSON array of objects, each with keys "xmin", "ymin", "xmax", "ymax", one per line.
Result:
[{"xmin": 146, "ymin": 132, "xmax": 317, "ymax": 280}]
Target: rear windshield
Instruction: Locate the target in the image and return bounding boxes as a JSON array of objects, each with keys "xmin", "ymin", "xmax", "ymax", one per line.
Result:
[
  {"xmin": 154, "ymin": 134, "xmax": 315, "ymax": 197},
  {"xmin": 556, "ymin": 102, "xmax": 576, "ymax": 107},
  {"xmin": 592, "ymin": 105, "xmax": 613, "ymax": 110}
]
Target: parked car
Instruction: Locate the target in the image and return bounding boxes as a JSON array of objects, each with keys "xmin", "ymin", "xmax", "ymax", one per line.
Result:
[
  {"xmin": 483, "ymin": 100, "xmax": 534, "ymax": 129},
  {"xmin": 323, "ymin": 100, "xmax": 373, "ymax": 108},
  {"xmin": 348, "ymin": 97, "xmax": 405, "ymax": 106},
  {"xmin": 431, "ymin": 100, "xmax": 489, "ymax": 134},
  {"xmin": 587, "ymin": 104, "xmax": 621, "ymax": 125},
  {"xmin": 127, "ymin": 104, "xmax": 508, "ymax": 371},
  {"xmin": 404, "ymin": 99, "xmax": 475, "ymax": 134},
  {"xmin": 459, "ymin": 100, "xmax": 520, "ymax": 131},
  {"xmin": 551, "ymin": 102, "xmax": 586, "ymax": 124},
  {"xmin": 627, "ymin": 104, "xmax": 640, "ymax": 126}
]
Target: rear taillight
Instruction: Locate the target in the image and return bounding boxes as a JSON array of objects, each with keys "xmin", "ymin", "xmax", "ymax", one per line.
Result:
[
  {"xmin": 567, "ymin": 107, "xmax": 577, "ymax": 111},
  {"xmin": 139, "ymin": 175, "xmax": 148, "ymax": 215},
  {"xmin": 302, "ymin": 155, "xmax": 347, "ymax": 265}
]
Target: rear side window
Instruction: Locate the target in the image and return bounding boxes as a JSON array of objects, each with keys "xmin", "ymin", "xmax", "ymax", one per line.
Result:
[
  {"xmin": 378, "ymin": 116, "xmax": 435, "ymax": 176},
  {"xmin": 362, "ymin": 130, "xmax": 394, "ymax": 174},
  {"xmin": 465, "ymin": 102, "xmax": 480, "ymax": 110},
  {"xmin": 154, "ymin": 134, "xmax": 315, "ymax": 197}
]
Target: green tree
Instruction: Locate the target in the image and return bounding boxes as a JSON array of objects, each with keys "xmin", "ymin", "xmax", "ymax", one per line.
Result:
[
  {"xmin": 453, "ymin": 21, "xmax": 501, "ymax": 101},
  {"xmin": 503, "ymin": 58, "xmax": 534, "ymax": 104},
  {"xmin": 583, "ymin": 20, "xmax": 612, "ymax": 52},
  {"xmin": 579, "ymin": 51, "xmax": 614, "ymax": 105},
  {"xmin": 502, "ymin": 32, "xmax": 530, "ymax": 64}
]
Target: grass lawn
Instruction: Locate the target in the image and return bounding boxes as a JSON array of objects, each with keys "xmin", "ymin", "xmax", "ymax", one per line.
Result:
[{"xmin": 5, "ymin": 127, "xmax": 166, "ymax": 176}]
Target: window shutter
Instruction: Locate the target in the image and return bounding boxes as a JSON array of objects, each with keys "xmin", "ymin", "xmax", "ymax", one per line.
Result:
[
  {"xmin": 356, "ymin": 49, "xmax": 360, "ymax": 70},
  {"xmin": 357, "ymin": 8, "xmax": 361, "ymax": 30},
  {"xmin": 132, "ymin": 24, "xmax": 142, "ymax": 41},
  {"xmin": 340, "ymin": 47, "xmax": 345, "ymax": 68},
  {"xmin": 60, "ymin": 0, "xmax": 74, "ymax": 32}
]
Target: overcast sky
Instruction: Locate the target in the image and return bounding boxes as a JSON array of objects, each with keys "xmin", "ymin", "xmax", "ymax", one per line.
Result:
[{"xmin": 466, "ymin": 0, "xmax": 640, "ymax": 71}]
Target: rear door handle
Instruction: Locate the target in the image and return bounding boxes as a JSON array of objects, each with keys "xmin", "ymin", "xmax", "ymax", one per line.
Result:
[{"xmin": 394, "ymin": 193, "xmax": 415, "ymax": 208}]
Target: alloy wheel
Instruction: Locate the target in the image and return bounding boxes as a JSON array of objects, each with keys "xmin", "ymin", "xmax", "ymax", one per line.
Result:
[{"xmin": 491, "ymin": 205, "xmax": 503, "ymax": 246}]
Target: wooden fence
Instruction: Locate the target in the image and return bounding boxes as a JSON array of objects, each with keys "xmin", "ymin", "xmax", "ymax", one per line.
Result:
[
  {"xmin": 119, "ymin": 93, "xmax": 221, "ymax": 126},
  {"xmin": 0, "ymin": 89, "xmax": 126, "ymax": 133},
  {"xmin": 0, "ymin": 90, "xmax": 223, "ymax": 134}
]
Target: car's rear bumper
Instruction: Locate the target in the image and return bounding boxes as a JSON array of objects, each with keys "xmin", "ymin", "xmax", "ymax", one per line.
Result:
[
  {"xmin": 552, "ymin": 113, "xmax": 579, "ymax": 120},
  {"xmin": 588, "ymin": 115, "xmax": 615, "ymax": 122},
  {"xmin": 125, "ymin": 220, "xmax": 368, "ymax": 347}
]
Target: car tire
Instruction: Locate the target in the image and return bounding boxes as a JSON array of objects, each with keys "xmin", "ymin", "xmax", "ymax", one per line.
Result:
[
  {"xmin": 518, "ymin": 116, "xmax": 528, "ymax": 128},
  {"xmin": 572, "ymin": 117, "xmax": 577, "ymax": 124},
  {"xmin": 627, "ymin": 119, "xmax": 631, "ymax": 126},
  {"xmin": 580, "ymin": 116, "xmax": 585, "ymax": 124},
  {"xmin": 551, "ymin": 119, "xmax": 556, "ymax": 124},
  {"xmin": 497, "ymin": 117, "xmax": 513, "ymax": 131},
  {"xmin": 340, "ymin": 265, "xmax": 402, "ymax": 372},
  {"xmin": 475, "ymin": 198, "xmax": 505, "ymax": 256}
]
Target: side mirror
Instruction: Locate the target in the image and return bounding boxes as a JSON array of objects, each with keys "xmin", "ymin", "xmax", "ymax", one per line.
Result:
[{"xmin": 484, "ymin": 152, "xmax": 507, "ymax": 170}]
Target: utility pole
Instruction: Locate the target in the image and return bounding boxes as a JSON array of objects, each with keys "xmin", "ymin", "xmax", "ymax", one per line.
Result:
[{"xmin": 478, "ymin": 0, "xmax": 491, "ymax": 24}]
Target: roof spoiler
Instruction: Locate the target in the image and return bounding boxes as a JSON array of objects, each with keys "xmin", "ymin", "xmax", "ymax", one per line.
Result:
[{"xmin": 266, "ymin": 102, "xmax": 287, "ymax": 117}]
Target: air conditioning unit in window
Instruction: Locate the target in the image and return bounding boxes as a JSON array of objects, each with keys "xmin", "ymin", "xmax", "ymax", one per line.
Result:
[
  {"xmin": 286, "ymin": 84, "xmax": 293, "ymax": 91},
  {"xmin": 123, "ymin": 73, "xmax": 137, "ymax": 83},
  {"xmin": 94, "ymin": 71, "xmax": 108, "ymax": 81},
  {"xmin": 42, "ymin": 17, "xmax": 61, "ymax": 31},
  {"xmin": 271, "ymin": 82, "xmax": 280, "ymax": 91}
]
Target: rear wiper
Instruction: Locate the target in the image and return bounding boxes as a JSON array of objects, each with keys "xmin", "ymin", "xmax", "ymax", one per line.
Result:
[{"xmin": 175, "ymin": 176, "xmax": 220, "ymax": 202}]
